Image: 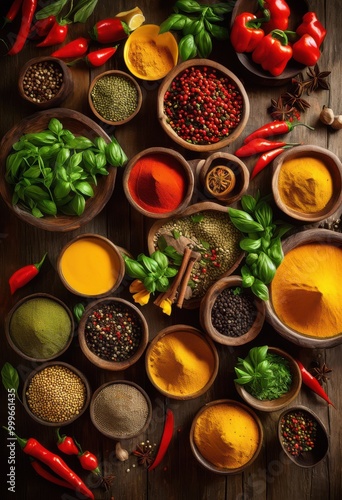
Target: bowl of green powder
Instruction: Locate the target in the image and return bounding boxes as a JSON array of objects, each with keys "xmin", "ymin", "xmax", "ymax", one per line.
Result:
[{"xmin": 5, "ymin": 293, "xmax": 74, "ymax": 362}]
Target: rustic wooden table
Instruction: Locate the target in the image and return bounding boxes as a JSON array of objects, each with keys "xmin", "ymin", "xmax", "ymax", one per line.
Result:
[{"xmin": 0, "ymin": 1, "xmax": 341, "ymax": 500}]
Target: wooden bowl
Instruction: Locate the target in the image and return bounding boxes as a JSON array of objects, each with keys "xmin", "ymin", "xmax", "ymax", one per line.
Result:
[
  {"xmin": 57, "ymin": 233, "xmax": 125, "ymax": 298},
  {"xmin": 272, "ymin": 145, "xmax": 342, "ymax": 222},
  {"xmin": 157, "ymin": 59, "xmax": 250, "ymax": 152},
  {"xmin": 23, "ymin": 361, "xmax": 91, "ymax": 427},
  {"xmin": 265, "ymin": 229, "xmax": 342, "ymax": 348},
  {"xmin": 5, "ymin": 293, "xmax": 74, "ymax": 362},
  {"xmin": 278, "ymin": 405, "xmax": 329, "ymax": 467},
  {"xmin": 122, "ymin": 147, "xmax": 194, "ymax": 218},
  {"xmin": 88, "ymin": 70, "xmax": 142, "ymax": 126},
  {"xmin": 147, "ymin": 201, "xmax": 244, "ymax": 308},
  {"xmin": 78, "ymin": 297, "xmax": 149, "ymax": 371},
  {"xmin": 199, "ymin": 152, "xmax": 249, "ymax": 204},
  {"xmin": 18, "ymin": 57, "xmax": 73, "ymax": 109},
  {"xmin": 124, "ymin": 24, "xmax": 178, "ymax": 80},
  {"xmin": 190, "ymin": 399, "xmax": 263, "ymax": 474},
  {"xmin": 145, "ymin": 325, "xmax": 219, "ymax": 400},
  {"xmin": 199, "ymin": 275, "xmax": 265, "ymax": 346},
  {"xmin": 0, "ymin": 108, "xmax": 117, "ymax": 232},
  {"xmin": 90, "ymin": 380, "xmax": 152, "ymax": 439},
  {"xmin": 235, "ymin": 347, "xmax": 302, "ymax": 412},
  {"xmin": 231, "ymin": 0, "xmax": 309, "ymax": 86}
]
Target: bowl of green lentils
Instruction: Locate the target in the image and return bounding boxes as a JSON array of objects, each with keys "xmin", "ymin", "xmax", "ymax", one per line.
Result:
[{"xmin": 88, "ymin": 70, "xmax": 142, "ymax": 126}]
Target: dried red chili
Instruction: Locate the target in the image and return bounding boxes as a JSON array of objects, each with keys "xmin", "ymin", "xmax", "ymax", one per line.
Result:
[
  {"xmin": 149, "ymin": 408, "xmax": 174, "ymax": 471},
  {"xmin": 89, "ymin": 17, "xmax": 129, "ymax": 44},
  {"xmin": 235, "ymin": 138, "xmax": 300, "ymax": 157},
  {"xmin": 8, "ymin": 0, "xmax": 37, "ymax": 55},
  {"xmin": 243, "ymin": 120, "xmax": 314, "ymax": 143},
  {"xmin": 51, "ymin": 37, "xmax": 90, "ymax": 59},
  {"xmin": 9, "ymin": 253, "xmax": 47, "ymax": 294},
  {"xmin": 296, "ymin": 360, "xmax": 335, "ymax": 407},
  {"xmin": 36, "ymin": 19, "xmax": 68, "ymax": 47},
  {"xmin": 56, "ymin": 429, "xmax": 79, "ymax": 456}
]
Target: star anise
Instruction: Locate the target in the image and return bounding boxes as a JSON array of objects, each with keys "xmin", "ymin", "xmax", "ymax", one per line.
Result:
[
  {"xmin": 281, "ymin": 91, "xmax": 311, "ymax": 113},
  {"xmin": 304, "ymin": 64, "xmax": 331, "ymax": 95},
  {"xmin": 313, "ymin": 362, "xmax": 332, "ymax": 384},
  {"xmin": 133, "ymin": 441, "xmax": 156, "ymax": 467},
  {"xmin": 269, "ymin": 95, "xmax": 296, "ymax": 121}
]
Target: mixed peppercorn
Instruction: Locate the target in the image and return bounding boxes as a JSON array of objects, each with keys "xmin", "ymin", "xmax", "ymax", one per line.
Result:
[
  {"xmin": 22, "ymin": 60, "xmax": 64, "ymax": 103},
  {"xmin": 280, "ymin": 410, "xmax": 317, "ymax": 457}
]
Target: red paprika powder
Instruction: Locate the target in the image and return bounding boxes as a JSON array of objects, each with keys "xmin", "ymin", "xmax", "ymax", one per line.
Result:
[{"xmin": 128, "ymin": 153, "xmax": 187, "ymax": 214}]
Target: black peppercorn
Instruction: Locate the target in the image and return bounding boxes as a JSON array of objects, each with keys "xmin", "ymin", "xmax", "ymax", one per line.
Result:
[{"xmin": 211, "ymin": 287, "xmax": 257, "ymax": 337}]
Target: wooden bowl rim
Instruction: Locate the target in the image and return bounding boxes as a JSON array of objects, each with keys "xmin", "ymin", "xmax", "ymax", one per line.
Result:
[
  {"xmin": 78, "ymin": 296, "xmax": 149, "ymax": 371},
  {"xmin": 189, "ymin": 398, "xmax": 264, "ymax": 474},
  {"xmin": 88, "ymin": 69, "xmax": 142, "ymax": 126},
  {"xmin": 157, "ymin": 58, "xmax": 250, "ymax": 152},
  {"xmin": 90, "ymin": 380, "xmax": 152, "ymax": 439},
  {"xmin": 145, "ymin": 324, "xmax": 219, "ymax": 400},
  {"xmin": 5, "ymin": 292, "xmax": 74, "ymax": 362},
  {"xmin": 22, "ymin": 361, "xmax": 91, "ymax": 427},
  {"xmin": 199, "ymin": 275, "xmax": 265, "ymax": 346}
]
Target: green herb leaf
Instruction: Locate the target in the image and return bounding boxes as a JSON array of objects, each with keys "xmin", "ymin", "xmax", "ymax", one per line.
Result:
[
  {"xmin": 191, "ymin": 213, "xmax": 204, "ymax": 223},
  {"xmin": 179, "ymin": 33, "xmax": 197, "ymax": 60},
  {"xmin": 174, "ymin": 0, "xmax": 202, "ymax": 13},
  {"xmin": 195, "ymin": 29, "xmax": 212, "ymax": 58},
  {"xmin": 35, "ymin": 0, "xmax": 69, "ymax": 20},
  {"xmin": 251, "ymin": 279, "xmax": 269, "ymax": 301},
  {"xmin": 240, "ymin": 238, "xmax": 261, "ymax": 252},
  {"xmin": 204, "ymin": 22, "xmax": 229, "ymax": 40},
  {"xmin": 72, "ymin": 0, "xmax": 99, "ymax": 23},
  {"xmin": 123, "ymin": 256, "xmax": 147, "ymax": 280},
  {"xmin": 1, "ymin": 363, "xmax": 20, "ymax": 401},
  {"xmin": 48, "ymin": 118, "xmax": 63, "ymax": 136},
  {"xmin": 159, "ymin": 13, "xmax": 188, "ymax": 32},
  {"xmin": 151, "ymin": 250, "xmax": 169, "ymax": 270},
  {"xmin": 73, "ymin": 303, "xmax": 85, "ymax": 323},
  {"xmin": 228, "ymin": 207, "xmax": 264, "ymax": 233}
]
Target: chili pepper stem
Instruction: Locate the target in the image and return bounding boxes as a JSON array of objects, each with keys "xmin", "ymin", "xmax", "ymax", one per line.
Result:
[
  {"xmin": 3, "ymin": 427, "xmax": 27, "ymax": 448},
  {"xmin": 35, "ymin": 252, "xmax": 47, "ymax": 270}
]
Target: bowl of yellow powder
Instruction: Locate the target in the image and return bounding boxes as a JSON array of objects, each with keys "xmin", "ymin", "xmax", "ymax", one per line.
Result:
[
  {"xmin": 145, "ymin": 325, "xmax": 219, "ymax": 400},
  {"xmin": 272, "ymin": 145, "xmax": 342, "ymax": 222},
  {"xmin": 5, "ymin": 293, "xmax": 74, "ymax": 362},
  {"xmin": 190, "ymin": 399, "xmax": 263, "ymax": 474},
  {"xmin": 266, "ymin": 228, "xmax": 342, "ymax": 348}
]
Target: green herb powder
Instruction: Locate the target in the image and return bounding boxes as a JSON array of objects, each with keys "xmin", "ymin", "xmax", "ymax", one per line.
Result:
[{"xmin": 9, "ymin": 298, "xmax": 72, "ymax": 359}]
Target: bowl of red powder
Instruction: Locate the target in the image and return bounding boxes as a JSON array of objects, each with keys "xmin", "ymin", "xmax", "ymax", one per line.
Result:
[{"xmin": 123, "ymin": 147, "xmax": 194, "ymax": 218}]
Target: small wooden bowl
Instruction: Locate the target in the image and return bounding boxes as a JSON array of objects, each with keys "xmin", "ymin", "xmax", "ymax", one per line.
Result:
[
  {"xmin": 145, "ymin": 325, "xmax": 219, "ymax": 400},
  {"xmin": 158, "ymin": 59, "xmax": 250, "ymax": 152},
  {"xmin": 199, "ymin": 152, "xmax": 249, "ymax": 204},
  {"xmin": 122, "ymin": 147, "xmax": 194, "ymax": 218},
  {"xmin": 0, "ymin": 108, "xmax": 117, "ymax": 232},
  {"xmin": 265, "ymin": 229, "xmax": 342, "ymax": 348},
  {"xmin": 57, "ymin": 233, "xmax": 125, "ymax": 298},
  {"xmin": 235, "ymin": 347, "xmax": 302, "ymax": 412},
  {"xmin": 18, "ymin": 57, "xmax": 73, "ymax": 109},
  {"xmin": 231, "ymin": 0, "xmax": 309, "ymax": 86},
  {"xmin": 23, "ymin": 361, "xmax": 91, "ymax": 427},
  {"xmin": 278, "ymin": 405, "xmax": 329, "ymax": 467},
  {"xmin": 272, "ymin": 145, "xmax": 342, "ymax": 222},
  {"xmin": 78, "ymin": 297, "xmax": 149, "ymax": 371},
  {"xmin": 5, "ymin": 293, "xmax": 74, "ymax": 362},
  {"xmin": 199, "ymin": 275, "xmax": 265, "ymax": 346},
  {"xmin": 190, "ymin": 399, "xmax": 263, "ymax": 474},
  {"xmin": 88, "ymin": 70, "xmax": 142, "ymax": 126},
  {"xmin": 90, "ymin": 380, "xmax": 152, "ymax": 439}
]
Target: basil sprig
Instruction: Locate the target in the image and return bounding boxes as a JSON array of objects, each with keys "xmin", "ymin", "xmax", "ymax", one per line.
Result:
[
  {"xmin": 1, "ymin": 362, "xmax": 21, "ymax": 403},
  {"xmin": 159, "ymin": 0, "xmax": 235, "ymax": 60},
  {"xmin": 228, "ymin": 192, "xmax": 292, "ymax": 301}
]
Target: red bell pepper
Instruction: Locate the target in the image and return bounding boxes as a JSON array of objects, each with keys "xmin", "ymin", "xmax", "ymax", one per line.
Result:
[
  {"xmin": 296, "ymin": 12, "xmax": 327, "ymax": 48},
  {"xmin": 252, "ymin": 29, "xmax": 292, "ymax": 76},
  {"xmin": 36, "ymin": 19, "xmax": 68, "ymax": 47},
  {"xmin": 292, "ymin": 34, "xmax": 321, "ymax": 66},
  {"xmin": 89, "ymin": 17, "xmax": 129, "ymax": 44},
  {"xmin": 230, "ymin": 12, "xmax": 265, "ymax": 53},
  {"xmin": 51, "ymin": 37, "xmax": 90, "ymax": 59},
  {"xmin": 258, "ymin": 0, "xmax": 290, "ymax": 33}
]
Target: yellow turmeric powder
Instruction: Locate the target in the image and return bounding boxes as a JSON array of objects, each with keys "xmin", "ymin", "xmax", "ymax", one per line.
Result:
[
  {"xmin": 193, "ymin": 403, "xmax": 260, "ymax": 469},
  {"xmin": 128, "ymin": 39, "xmax": 174, "ymax": 79},
  {"xmin": 278, "ymin": 157, "xmax": 333, "ymax": 214},
  {"xmin": 147, "ymin": 330, "xmax": 216, "ymax": 397},
  {"xmin": 271, "ymin": 243, "xmax": 342, "ymax": 337}
]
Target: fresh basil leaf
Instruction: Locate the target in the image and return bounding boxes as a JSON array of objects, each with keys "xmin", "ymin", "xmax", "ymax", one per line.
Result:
[
  {"xmin": 48, "ymin": 118, "xmax": 63, "ymax": 136},
  {"xmin": 74, "ymin": 181, "xmax": 94, "ymax": 198},
  {"xmin": 151, "ymin": 250, "xmax": 169, "ymax": 270},
  {"xmin": 73, "ymin": 303, "xmax": 85, "ymax": 323},
  {"xmin": 35, "ymin": 0, "xmax": 69, "ymax": 20},
  {"xmin": 204, "ymin": 22, "xmax": 229, "ymax": 40},
  {"xmin": 155, "ymin": 277, "xmax": 169, "ymax": 292},
  {"xmin": 228, "ymin": 207, "xmax": 264, "ymax": 233},
  {"xmin": 37, "ymin": 199, "xmax": 57, "ymax": 216},
  {"xmin": 241, "ymin": 194, "xmax": 257, "ymax": 213},
  {"xmin": 1, "ymin": 363, "xmax": 19, "ymax": 397},
  {"xmin": 159, "ymin": 13, "xmax": 188, "ymax": 32},
  {"xmin": 251, "ymin": 279, "xmax": 269, "ymax": 301},
  {"xmin": 183, "ymin": 19, "xmax": 204, "ymax": 36},
  {"xmin": 174, "ymin": 0, "xmax": 202, "ymax": 13},
  {"xmin": 54, "ymin": 181, "xmax": 71, "ymax": 200},
  {"xmin": 72, "ymin": 0, "xmax": 99, "ymax": 23},
  {"xmin": 195, "ymin": 29, "xmax": 212, "ymax": 58},
  {"xmin": 179, "ymin": 33, "xmax": 197, "ymax": 60},
  {"xmin": 239, "ymin": 238, "xmax": 261, "ymax": 252},
  {"xmin": 123, "ymin": 256, "xmax": 147, "ymax": 280},
  {"xmin": 211, "ymin": 1, "xmax": 236, "ymax": 15},
  {"xmin": 254, "ymin": 201, "xmax": 273, "ymax": 229},
  {"xmin": 255, "ymin": 252, "xmax": 276, "ymax": 284}
]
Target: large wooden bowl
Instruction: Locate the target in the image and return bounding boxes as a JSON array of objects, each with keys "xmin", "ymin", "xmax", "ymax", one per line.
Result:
[{"xmin": 0, "ymin": 108, "xmax": 117, "ymax": 232}]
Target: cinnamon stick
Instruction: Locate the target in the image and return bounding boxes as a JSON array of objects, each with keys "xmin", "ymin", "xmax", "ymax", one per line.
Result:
[{"xmin": 176, "ymin": 254, "xmax": 199, "ymax": 308}]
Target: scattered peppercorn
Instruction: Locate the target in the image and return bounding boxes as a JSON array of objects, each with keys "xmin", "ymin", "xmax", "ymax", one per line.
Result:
[
  {"xmin": 22, "ymin": 61, "xmax": 64, "ymax": 103},
  {"xmin": 280, "ymin": 410, "xmax": 317, "ymax": 457},
  {"xmin": 211, "ymin": 287, "xmax": 257, "ymax": 337}
]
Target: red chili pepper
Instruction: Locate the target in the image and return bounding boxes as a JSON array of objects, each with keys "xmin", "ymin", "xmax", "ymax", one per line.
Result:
[
  {"xmin": 230, "ymin": 12, "xmax": 265, "ymax": 53},
  {"xmin": 8, "ymin": 0, "xmax": 38, "ymax": 55},
  {"xmin": 244, "ymin": 120, "xmax": 314, "ymax": 144},
  {"xmin": 296, "ymin": 360, "xmax": 336, "ymax": 408},
  {"xmin": 258, "ymin": 0, "xmax": 290, "ymax": 33},
  {"xmin": 149, "ymin": 408, "xmax": 174, "ymax": 471},
  {"xmin": 89, "ymin": 17, "xmax": 129, "ymax": 44},
  {"xmin": 235, "ymin": 138, "xmax": 300, "ymax": 157},
  {"xmin": 3, "ymin": 0, "xmax": 23, "ymax": 25},
  {"xmin": 251, "ymin": 146, "xmax": 291, "ymax": 179},
  {"xmin": 36, "ymin": 19, "xmax": 68, "ymax": 47},
  {"xmin": 78, "ymin": 450, "xmax": 102, "ymax": 476},
  {"xmin": 296, "ymin": 12, "xmax": 327, "ymax": 48},
  {"xmin": 56, "ymin": 429, "xmax": 79, "ymax": 456},
  {"xmin": 252, "ymin": 29, "xmax": 292, "ymax": 76},
  {"xmin": 292, "ymin": 34, "xmax": 321, "ymax": 67},
  {"xmin": 9, "ymin": 252, "xmax": 47, "ymax": 294},
  {"xmin": 84, "ymin": 46, "xmax": 118, "ymax": 67},
  {"xmin": 30, "ymin": 15, "xmax": 56, "ymax": 39},
  {"xmin": 31, "ymin": 460, "xmax": 74, "ymax": 490},
  {"xmin": 51, "ymin": 37, "xmax": 90, "ymax": 59}
]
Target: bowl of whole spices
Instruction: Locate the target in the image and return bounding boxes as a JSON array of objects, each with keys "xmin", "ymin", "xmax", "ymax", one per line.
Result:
[
  {"xmin": 78, "ymin": 297, "xmax": 149, "ymax": 371},
  {"xmin": 90, "ymin": 381, "xmax": 152, "ymax": 439},
  {"xmin": 88, "ymin": 70, "xmax": 142, "ymax": 126},
  {"xmin": 23, "ymin": 362, "xmax": 91, "ymax": 426},
  {"xmin": 278, "ymin": 405, "xmax": 329, "ymax": 467},
  {"xmin": 18, "ymin": 57, "xmax": 73, "ymax": 109},
  {"xmin": 199, "ymin": 276, "xmax": 265, "ymax": 346},
  {"xmin": 5, "ymin": 293, "xmax": 74, "ymax": 362}
]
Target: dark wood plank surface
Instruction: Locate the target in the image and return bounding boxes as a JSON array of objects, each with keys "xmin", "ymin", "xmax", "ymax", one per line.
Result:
[{"xmin": 0, "ymin": 1, "xmax": 341, "ymax": 499}]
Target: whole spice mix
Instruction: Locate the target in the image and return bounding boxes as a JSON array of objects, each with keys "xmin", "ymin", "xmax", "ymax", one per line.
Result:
[
  {"xmin": 280, "ymin": 410, "xmax": 317, "ymax": 457},
  {"xmin": 22, "ymin": 60, "xmax": 64, "ymax": 103}
]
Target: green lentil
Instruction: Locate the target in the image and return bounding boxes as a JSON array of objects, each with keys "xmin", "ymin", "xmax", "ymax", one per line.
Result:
[{"xmin": 91, "ymin": 75, "xmax": 139, "ymax": 122}]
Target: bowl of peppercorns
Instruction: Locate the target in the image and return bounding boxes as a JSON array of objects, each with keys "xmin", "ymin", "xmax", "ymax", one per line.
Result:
[
  {"xmin": 18, "ymin": 57, "xmax": 73, "ymax": 109},
  {"xmin": 199, "ymin": 275, "xmax": 265, "ymax": 346},
  {"xmin": 157, "ymin": 59, "xmax": 250, "ymax": 152},
  {"xmin": 78, "ymin": 297, "xmax": 149, "ymax": 371}
]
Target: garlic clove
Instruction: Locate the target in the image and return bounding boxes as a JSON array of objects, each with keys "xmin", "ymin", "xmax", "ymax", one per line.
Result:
[
  {"xmin": 331, "ymin": 115, "xmax": 342, "ymax": 130},
  {"xmin": 319, "ymin": 106, "xmax": 334, "ymax": 125},
  {"xmin": 115, "ymin": 441, "xmax": 129, "ymax": 461}
]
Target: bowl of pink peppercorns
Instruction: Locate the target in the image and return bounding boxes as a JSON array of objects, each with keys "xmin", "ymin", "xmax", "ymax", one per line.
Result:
[{"xmin": 157, "ymin": 59, "xmax": 250, "ymax": 153}]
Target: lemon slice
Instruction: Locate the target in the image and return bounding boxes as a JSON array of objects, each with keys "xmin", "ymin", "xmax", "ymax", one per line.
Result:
[
  {"xmin": 115, "ymin": 6, "xmax": 145, "ymax": 31},
  {"xmin": 205, "ymin": 165, "xmax": 236, "ymax": 199}
]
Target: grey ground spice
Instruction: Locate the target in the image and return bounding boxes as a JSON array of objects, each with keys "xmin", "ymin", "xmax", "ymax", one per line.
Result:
[{"xmin": 91, "ymin": 75, "xmax": 139, "ymax": 122}]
